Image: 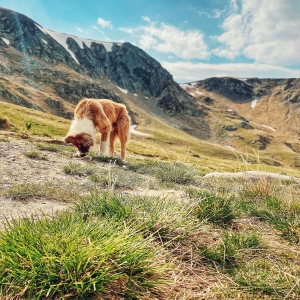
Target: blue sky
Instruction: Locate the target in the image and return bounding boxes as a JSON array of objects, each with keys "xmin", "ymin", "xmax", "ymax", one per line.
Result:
[{"xmin": 1, "ymin": 0, "xmax": 300, "ymax": 82}]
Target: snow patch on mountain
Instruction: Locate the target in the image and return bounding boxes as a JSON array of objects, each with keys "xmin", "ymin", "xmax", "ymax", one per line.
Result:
[
  {"xmin": 251, "ymin": 99, "xmax": 258, "ymax": 109},
  {"xmin": 1, "ymin": 37, "xmax": 10, "ymax": 46},
  {"xmin": 130, "ymin": 125, "xmax": 151, "ymax": 136},
  {"xmin": 35, "ymin": 23, "xmax": 121, "ymax": 64},
  {"xmin": 179, "ymin": 83, "xmax": 192, "ymax": 89},
  {"xmin": 116, "ymin": 86, "xmax": 128, "ymax": 94},
  {"xmin": 35, "ymin": 24, "xmax": 80, "ymax": 64},
  {"xmin": 261, "ymin": 125, "xmax": 276, "ymax": 131}
]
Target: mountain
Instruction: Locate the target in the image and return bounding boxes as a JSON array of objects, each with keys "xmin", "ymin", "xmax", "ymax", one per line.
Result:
[
  {"xmin": 1, "ymin": 7, "xmax": 300, "ymax": 170},
  {"xmin": 180, "ymin": 77, "xmax": 300, "ymax": 167},
  {"xmin": 0, "ymin": 7, "xmax": 197, "ymax": 118}
]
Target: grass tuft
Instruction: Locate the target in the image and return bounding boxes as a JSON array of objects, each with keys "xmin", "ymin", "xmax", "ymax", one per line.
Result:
[
  {"xmin": 75, "ymin": 192, "xmax": 198, "ymax": 242},
  {"xmin": 24, "ymin": 151, "xmax": 47, "ymax": 160},
  {"xmin": 90, "ymin": 154, "xmax": 126, "ymax": 167},
  {"xmin": 63, "ymin": 162, "xmax": 96, "ymax": 176},
  {"xmin": 0, "ymin": 212, "xmax": 167, "ymax": 299},
  {"xmin": 36, "ymin": 142, "xmax": 62, "ymax": 152},
  {"xmin": 129, "ymin": 159, "xmax": 198, "ymax": 186},
  {"xmin": 193, "ymin": 192, "xmax": 238, "ymax": 225},
  {"xmin": 247, "ymin": 196, "xmax": 300, "ymax": 244},
  {"xmin": 201, "ymin": 231, "xmax": 262, "ymax": 269},
  {"xmin": 2, "ymin": 181, "xmax": 82, "ymax": 202}
]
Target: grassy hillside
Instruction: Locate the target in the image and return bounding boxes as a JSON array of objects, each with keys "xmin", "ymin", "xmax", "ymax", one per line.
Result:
[
  {"xmin": 1, "ymin": 100, "xmax": 300, "ymax": 299},
  {"xmin": 1, "ymin": 100, "xmax": 300, "ymax": 176},
  {"xmin": 183, "ymin": 82, "xmax": 300, "ymax": 171}
]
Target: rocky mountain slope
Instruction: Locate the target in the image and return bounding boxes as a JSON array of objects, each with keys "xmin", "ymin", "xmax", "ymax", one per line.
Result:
[
  {"xmin": 0, "ymin": 7, "xmax": 197, "ymax": 119},
  {"xmin": 180, "ymin": 77, "xmax": 300, "ymax": 167}
]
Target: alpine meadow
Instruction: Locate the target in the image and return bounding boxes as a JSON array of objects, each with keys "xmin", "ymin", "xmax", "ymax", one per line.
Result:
[{"xmin": 1, "ymin": 5, "xmax": 300, "ymax": 300}]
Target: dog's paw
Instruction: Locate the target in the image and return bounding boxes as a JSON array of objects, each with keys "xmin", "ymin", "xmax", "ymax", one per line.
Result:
[{"xmin": 97, "ymin": 152, "xmax": 107, "ymax": 157}]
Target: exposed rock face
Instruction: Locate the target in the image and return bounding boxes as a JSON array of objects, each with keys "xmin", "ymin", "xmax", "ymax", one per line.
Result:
[
  {"xmin": 0, "ymin": 8, "xmax": 80, "ymax": 70},
  {"xmin": 240, "ymin": 121, "xmax": 254, "ymax": 129},
  {"xmin": 195, "ymin": 77, "xmax": 254, "ymax": 102},
  {"xmin": 53, "ymin": 82, "xmax": 122, "ymax": 105},
  {"xmin": 222, "ymin": 125, "xmax": 237, "ymax": 131},
  {"xmin": 157, "ymin": 84, "xmax": 197, "ymax": 115},
  {"xmin": 249, "ymin": 135, "xmax": 272, "ymax": 150},
  {"xmin": 72, "ymin": 41, "xmax": 174, "ymax": 98},
  {"xmin": 194, "ymin": 77, "xmax": 300, "ymax": 107}
]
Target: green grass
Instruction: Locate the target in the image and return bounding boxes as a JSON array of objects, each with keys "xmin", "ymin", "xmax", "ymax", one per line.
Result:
[
  {"xmin": 2, "ymin": 101, "xmax": 300, "ymax": 298},
  {"xmin": 63, "ymin": 162, "xmax": 96, "ymax": 176},
  {"xmin": 90, "ymin": 154, "xmax": 127, "ymax": 166},
  {"xmin": 192, "ymin": 191, "xmax": 239, "ymax": 225},
  {"xmin": 245, "ymin": 196, "xmax": 300, "ymax": 244},
  {"xmin": 63, "ymin": 158, "xmax": 201, "ymax": 191},
  {"xmin": 3, "ymin": 100, "xmax": 300, "ymax": 177},
  {"xmin": 0, "ymin": 103, "xmax": 69, "ymax": 137},
  {"xmin": 0, "ymin": 212, "xmax": 167, "ymax": 299},
  {"xmin": 2, "ymin": 181, "xmax": 82, "ymax": 202},
  {"xmin": 233, "ymin": 257, "xmax": 300, "ymax": 297},
  {"xmin": 236, "ymin": 177, "xmax": 300, "ymax": 244},
  {"xmin": 128, "ymin": 158, "xmax": 200, "ymax": 187},
  {"xmin": 36, "ymin": 142, "xmax": 63, "ymax": 152},
  {"xmin": 75, "ymin": 192, "xmax": 198, "ymax": 241},
  {"xmin": 2, "ymin": 176, "xmax": 300, "ymax": 298},
  {"xmin": 201, "ymin": 230, "xmax": 262, "ymax": 269},
  {"xmin": 24, "ymin": 151, "xmax": 47, "ymax": 160}
]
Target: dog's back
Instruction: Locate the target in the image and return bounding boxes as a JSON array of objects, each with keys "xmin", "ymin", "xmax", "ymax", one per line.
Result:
[{"xmin": 97, "ymin": 99, "xmax": 129, "ymax": 124}]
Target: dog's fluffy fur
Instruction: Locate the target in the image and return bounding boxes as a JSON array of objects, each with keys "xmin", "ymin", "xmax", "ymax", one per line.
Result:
[{"xmin": 65, "ymin": 98, "xmax": 130, "ymax": 159}]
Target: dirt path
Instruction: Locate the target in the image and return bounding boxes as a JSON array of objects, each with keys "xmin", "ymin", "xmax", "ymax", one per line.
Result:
[
  {"xmin": 0, "ymin": 133, "xmax": 184, "ymax": 229},
  {"xmin": 0, "ymin": 134, "xmax": 84, "ymax": 228}
]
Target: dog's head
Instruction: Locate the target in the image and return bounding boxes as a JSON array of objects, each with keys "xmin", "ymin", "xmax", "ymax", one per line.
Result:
[{"xmin": 64, "ymin": 133, "xmax": 94, "ymax": 157}]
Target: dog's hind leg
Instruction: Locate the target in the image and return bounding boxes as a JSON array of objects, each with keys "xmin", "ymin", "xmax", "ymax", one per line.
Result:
[
  {"xmin": 117, "ymin": 117, "xmax": 130, "ymax": 159},
  {"xmin": 109, "ymin": 126, "xmax": 118, "ymax": 156}
]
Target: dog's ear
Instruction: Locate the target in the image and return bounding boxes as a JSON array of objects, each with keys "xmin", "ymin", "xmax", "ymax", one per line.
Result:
[
  {"xmin": 82, "ymin": 134, "xmax": 94, "ymax": 146},
  {"xmin": 64, "ymin": 135, "xmax": 75, "ymax": 144}
]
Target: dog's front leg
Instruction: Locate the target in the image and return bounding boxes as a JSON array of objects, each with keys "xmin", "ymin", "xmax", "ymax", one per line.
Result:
[{"xmin": 99, "ymin": 130, "xmax": 110, "ymax": 156}]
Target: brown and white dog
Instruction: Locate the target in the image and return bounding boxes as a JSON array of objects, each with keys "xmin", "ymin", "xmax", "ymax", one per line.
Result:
[{"xmin": 64, "ymin": 98, "xmax": 130, "ymax": 159}]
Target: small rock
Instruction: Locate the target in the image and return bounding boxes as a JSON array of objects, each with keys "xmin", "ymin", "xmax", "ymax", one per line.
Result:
[{"xmin": 2, "ymin": 175, "xmax": 10, "ymax": 181}]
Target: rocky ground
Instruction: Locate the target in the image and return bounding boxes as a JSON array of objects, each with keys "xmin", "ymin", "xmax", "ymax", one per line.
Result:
[
  {"xmin": 0, "ymin": 132, "xmax": 183, "ymax": 229},
  {"xmin": 0, "ymin": 134, "xmax": 77, "ymax": 228}
]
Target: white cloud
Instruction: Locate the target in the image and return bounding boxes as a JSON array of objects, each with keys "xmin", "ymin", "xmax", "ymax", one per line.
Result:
[
  {"xmin": 120, "ymin": 18, "xmax": 209, "ymax": 60},
  {"xmin": 229, "ymin": 0, "xmax": 239, "ymax": 12},
  {"xmin": 97, "ymin": 17, "xmax": 113, "ymax": 29},
  {"xmin": 212, "ymin": 9, "xmax": 223, "ymax": 19},
  {"xmin": 215, "ymin": 0, "xmax": 300, "ymax": 66},
  {"xmin": 118, "ymin": 27, "xmax": 134, "ymax": 34},
  {"xmin": 76, "ymin": 28, "xmax": 83, "ymax": 32},
  {"xmin": 198, "ymin": 8, "xmax": 223, "ymax": 19},
  {"xmin": 92, "ymin": 25, "xmax": 104, "ymax": 35},
  {"xmin": 161, "ymin": 61, "xmax": 300, "ymax": 83},
  {"xmin": 142, "ymin": 16, "xmax": 151, "ymax": 22}
]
